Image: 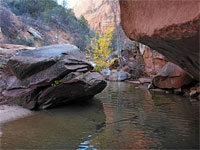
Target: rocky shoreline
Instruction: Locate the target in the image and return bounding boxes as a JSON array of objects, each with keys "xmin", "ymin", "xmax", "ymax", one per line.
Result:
[{"xmin": 0, "ymin": 44, "xmax": 106, "ymax": 110}]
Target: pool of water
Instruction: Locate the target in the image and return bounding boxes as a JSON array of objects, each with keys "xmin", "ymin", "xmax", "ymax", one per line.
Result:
[{"xmin": 0, "ymin": 82, "xmax": 199, "ymax": 149}]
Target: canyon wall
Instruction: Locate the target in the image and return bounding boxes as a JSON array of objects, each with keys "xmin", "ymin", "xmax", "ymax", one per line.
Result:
[
  {"xmin": 73, "ymin": 0, "xmax": 120, "ymax": 32},
  {"xmin": 119, "ymin": 0, "xmax": 199, "ymax": 80}
]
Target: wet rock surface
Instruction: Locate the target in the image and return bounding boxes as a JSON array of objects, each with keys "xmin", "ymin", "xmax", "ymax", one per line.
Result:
[{"xmin": 0, "ymin": 44, "xmax": 106, "ymax": 109}]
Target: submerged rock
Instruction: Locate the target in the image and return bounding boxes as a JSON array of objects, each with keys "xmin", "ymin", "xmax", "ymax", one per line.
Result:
[
  {"xmin": 0, "ymin": 44, "xmax": 106, "ymax": 109},
  {"xmin": 152, "ymin": 62, "xmax": 192, "ymax": 89}
]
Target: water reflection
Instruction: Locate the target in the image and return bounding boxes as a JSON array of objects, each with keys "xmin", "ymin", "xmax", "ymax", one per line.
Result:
[
  {"xmin": 0, "ymin": 99, "xmax": 106, "ymax": 149},
  {"xmin": 0, "ymin": 82, "xmax": 199, "ymax": 150},
  {"xmin": 78, "ymin": 82, "xmax": 199, "ymax": 149}
]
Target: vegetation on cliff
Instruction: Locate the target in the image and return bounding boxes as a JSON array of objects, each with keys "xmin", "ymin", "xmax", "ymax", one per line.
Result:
[{"xmin": 1, "ymin": 0, "xmax": 93, "ymax": 50}]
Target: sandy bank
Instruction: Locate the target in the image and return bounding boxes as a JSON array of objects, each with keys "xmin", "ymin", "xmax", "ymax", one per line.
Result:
[{"xmin": 0, "ymin": 105, "xmax": 32, "ymax": 125}]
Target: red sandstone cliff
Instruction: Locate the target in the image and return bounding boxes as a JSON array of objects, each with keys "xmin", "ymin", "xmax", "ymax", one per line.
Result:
[
  {"xmin": 119, "ymin": 0, "xmax": 200, "ymax": 81},
  {"xmin": 73, "ymin": 0, "xmax": 120, "ymax": 33}
]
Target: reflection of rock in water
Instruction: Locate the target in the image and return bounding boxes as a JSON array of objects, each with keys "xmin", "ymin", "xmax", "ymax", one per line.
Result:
[
  {"xmin": 90, "ymin": 82, "xmax": 199, "ymax": 149},
  {"xmin": 1, "ymin": 82, "xmax": 199, "ymax": 149},
  {"xmin": 0, "ymin": 99, "xmax": 106, "ymax": 149}
]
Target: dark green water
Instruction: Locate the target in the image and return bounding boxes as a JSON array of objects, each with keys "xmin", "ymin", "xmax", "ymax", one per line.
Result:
[{"xmin": 0, "ymin": 82, "xmax": 199, "ymax": 149}]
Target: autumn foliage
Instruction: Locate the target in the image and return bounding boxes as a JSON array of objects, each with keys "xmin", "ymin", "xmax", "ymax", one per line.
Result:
[{"xmin": 87, "ymin": 27, "xmax": 114, "ymax": 71}]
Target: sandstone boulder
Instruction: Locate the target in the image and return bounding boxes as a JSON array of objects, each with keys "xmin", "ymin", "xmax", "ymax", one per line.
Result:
[
  {"xmin": 152, "ymin": 62, "xmax": 192, "ymax": 89},
  {"xmin": 0, "ymin": 44, "xmax": 106, "ymax": 109},
  {"xmin": 119, "ymin": 0, "xmax": 199, "ymax": 80}
]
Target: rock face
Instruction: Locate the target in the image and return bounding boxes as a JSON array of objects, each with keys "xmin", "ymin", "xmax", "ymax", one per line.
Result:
[
  {"xmin": 119, "ymin": 0, "xmax": 199, "ymax": 80},
  {"xmin": 0, "ymin": 44, "xmax": 36, "ymax": 80},
  {"xmin": 0, "ymin": 44, "xmax": 106, "ymax": 109},
  {"xmin": 73, "ymin": 0, "xmax": 120, "ymax": 32},
  {"xmin": 141, "ymin": 43, "xmax": 168, "ymax": 76},
  {"xmin": 152, "ymin": 62, "xmax": 192, "ymax": 89},
  {"xmin": 120, "ymin": 41, "xmax": 167, "ymax": 79}
]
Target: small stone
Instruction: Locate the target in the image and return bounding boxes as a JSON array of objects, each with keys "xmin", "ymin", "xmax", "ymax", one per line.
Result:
[
  {"xmin": 109, "ymin": 69, "xmax": 130, "ymax": 81},
  {"xmin": 189, "ymin": 90, "xmax": 198, "ymax": 97},
  {"xmin": 122, "ymin": 66, "xmax": 130, "ymax": 73},
  {"xmin": 125, "ymin": 80, "xmax": 140, "ymax": 84},
  {"xmin": 148, "ymin": 83, "xmax": 154, "ymax": 89},
  {"xmin": 138, "ymin": 78, "xmax": 152, "ymax": 84},
  {"xmin": 196, "ymin": 86, "xmax": 200, "ymax": 93}
]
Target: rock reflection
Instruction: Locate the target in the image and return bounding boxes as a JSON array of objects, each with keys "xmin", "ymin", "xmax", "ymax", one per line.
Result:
[
  {"xmin": 0, "ymin": 82, "xmax": 199, "ymax": 150},
  {"xmin": 87, "ymin": 82, "xmax": 199, "ymax": 149}
]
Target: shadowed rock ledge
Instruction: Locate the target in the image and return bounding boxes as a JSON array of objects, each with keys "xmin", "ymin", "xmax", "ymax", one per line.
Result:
[
  {"xmin": 119, "ymin": 0, "xmax": 199, "ymax": 81},
  {"xmin": 0, "ymin": 44, "xmax": 107, "ymax": 109}
]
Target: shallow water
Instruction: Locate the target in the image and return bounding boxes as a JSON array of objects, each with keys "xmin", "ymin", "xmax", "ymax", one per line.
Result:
[{"xmin": 0, "ymin": 82, "xmax": 199, "ymax": 149}]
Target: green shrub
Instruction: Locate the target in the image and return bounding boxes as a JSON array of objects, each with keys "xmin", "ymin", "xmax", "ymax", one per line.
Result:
[{"xmin": 6, "ymin": 0, "xmax": 57, "ymax": 18}]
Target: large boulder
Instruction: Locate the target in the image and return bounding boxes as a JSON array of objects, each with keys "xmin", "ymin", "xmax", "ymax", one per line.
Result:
[
  {"xmin": 152, "ymin": 62, "xmax": 192, "ymax": 89},
  {"xmin": 0, "ymin": 44, "xmax": 106, "ymax": 109},
  {"xmin": 119, "ymin": 0, "xmax": 199, "ymax": 80}
]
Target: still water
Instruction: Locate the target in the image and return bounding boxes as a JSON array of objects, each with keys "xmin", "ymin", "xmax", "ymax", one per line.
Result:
[{"xmin": 0, "ymin": 82, "xmax": 199, "ymax": 149}]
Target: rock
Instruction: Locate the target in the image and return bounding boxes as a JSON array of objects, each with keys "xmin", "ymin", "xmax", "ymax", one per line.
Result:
[
  {"xmin": 174, "ymin": 88, "xmax": 183, "ymax": 95},
  {"xmin": 28, "ymin": 27, "xmax": 43, "ymax": 40},
  {"xmin": 141, "ymin": 44, "xmax": 168, "ymax": 76},
  {"xmin": 150, "ymin": 89, "xmax": 167, "ymax": 93},
  {"xmin": 152, "ymin": 62, "xmax": 193, "ymax": 89},
  {"xmin": 189, "ymin": 90, "xmax": 198, "ymax": 97},
  {"xmin": 125, "ymin": 80, "xmax": 140, "ymax": 84},
  {"xmin": 148, "ymin": 83, "xmax": 154, "ymax": 89},
  {"xmin": 122, "ymin": 66, "xmax": 130, "ymax": 73},
  {"xmin": 138, "ymin": 78, "xmax": 152, "ymax": 84},
  {"xmin": 0, "ymin": 44, "xmax": 106, "ymax": 109},
  {"xmin": 0, "ymin": 44, "xmax": 35, "ymax": 50},
  {"xmin": 73, "ymin": 0, "xmax": 120, "ymax": 33},
  {"xmin": 139, "ymin": 43, "xmax": 145, "ymax": 55},
  {"xmin": 109, "ymin": 69, "xmax": 130, "ymax": 81},
  {"xmin": 119, "ymin": 0, "xmax": 199, "ymax": 80},
  {"xmin": 0, "ymin": 44, "xmax": 35, "ymax": 67},
  {"xmin": 196, "ymin": 86, "xmax": 200, "ymax": 93}
]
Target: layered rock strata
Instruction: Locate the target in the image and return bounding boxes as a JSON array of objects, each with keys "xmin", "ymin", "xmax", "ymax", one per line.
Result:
[{"xmin": 0, "ymin": 44, "xmax": 106, "ymax": 109}]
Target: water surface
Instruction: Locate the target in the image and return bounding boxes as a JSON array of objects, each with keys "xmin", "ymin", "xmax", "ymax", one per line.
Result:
[{"xmin": 0, "ymin": 82, "xmax": 199, "ymax": 149}]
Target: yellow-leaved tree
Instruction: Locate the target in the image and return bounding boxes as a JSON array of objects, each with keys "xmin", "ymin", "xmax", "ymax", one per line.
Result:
[{"xmin": 87, "ymin": 27, "xmax": 115, "ymax": 71}]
